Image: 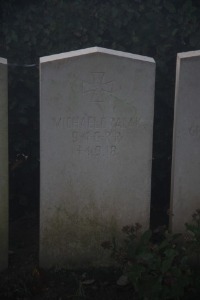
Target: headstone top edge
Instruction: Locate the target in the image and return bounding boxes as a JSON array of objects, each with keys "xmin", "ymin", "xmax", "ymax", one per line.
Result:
[
  {"xmin": 40, "ymin": 46, "xmax": 155, "ymax": 64},
  {"xmin": 0, "ymin": 57, "xmax": 7, "ymax": 64},
  {"xmin": 177, "ymin": 50, "xmax": 200, "ymax": 59}
]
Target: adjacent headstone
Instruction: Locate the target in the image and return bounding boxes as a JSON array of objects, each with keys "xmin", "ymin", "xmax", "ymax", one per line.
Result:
[
  {"xmin": 40, "ymin": 47, "xmax": 155, "ymax": 268},
  {"xmin": 0, "ymin": 57, "xmax": 8, "ymax": 271},
  {"xmin": 170, "ymin": 50, "xmax": 200, "ymax": 232}
]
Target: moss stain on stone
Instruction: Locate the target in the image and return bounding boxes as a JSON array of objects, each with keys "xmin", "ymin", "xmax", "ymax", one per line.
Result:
[{"xmin": 40, "ymin": 200, "xmax": 122, "ymax": 268}]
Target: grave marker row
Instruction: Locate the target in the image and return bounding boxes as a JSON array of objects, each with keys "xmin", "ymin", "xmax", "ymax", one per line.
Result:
[{"xmin": 1, "ymin": 48, "xmax": 200, "ymax": 270}]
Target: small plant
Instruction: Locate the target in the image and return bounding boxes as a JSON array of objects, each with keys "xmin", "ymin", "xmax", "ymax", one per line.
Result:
[
  {"xmin": 102, "ymin": 223, "xmax": 191, "ymax": 300},
  {"xmin": 185, "ymin": 209, "xmax": 200, "ymax": 257},
  {"xmin": 185, "ymin": 209, "xmax": 200, "ymax": 297}
]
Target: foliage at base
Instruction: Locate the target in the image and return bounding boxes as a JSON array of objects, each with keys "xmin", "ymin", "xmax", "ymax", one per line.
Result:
[{"xmin": 102, "ymin": 209, "xmax": 200, "ymax": 300}]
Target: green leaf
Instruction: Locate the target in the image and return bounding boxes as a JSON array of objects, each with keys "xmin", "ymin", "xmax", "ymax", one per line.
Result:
[
  {"xmin": 158, "ymin": 239, "xmax": 169, "ymax": 250},
  {"xmin": 137, "ymin": 252, "xmax": 154, "ymax": 262},
  {"xmin": 127, "ymin": 265, "xmax": 146, "ymax": 290},
  {"xmin": 164, "ymin": 248, "xmax": 177, "ymax": 258},
  {"xmin": 136, "ymin": 230, "xmax": 152, "ymax": 253},
  {"xmin": 140, "ymin": 230, "xmax": 152, "ymax": 244},
  {"xmin": 161, "ymin": 257, "xmax": 174, "ymax": 274}
]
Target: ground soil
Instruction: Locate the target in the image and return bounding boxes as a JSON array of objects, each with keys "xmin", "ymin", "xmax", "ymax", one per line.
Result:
[{"xmin": 0, "ymin": 213, "xmax": 136, "ymax": 300}]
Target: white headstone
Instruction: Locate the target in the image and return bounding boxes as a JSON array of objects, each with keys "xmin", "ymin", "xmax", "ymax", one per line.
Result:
[
  {"xmin": 0, "ymin": 57, "xmax": 8, "ymax": 271},
  {"xmin": 170, "ymin": 50, "xmax": 200, "ymax": 232},
  {"xmin": 40, "ymin": 47, "xmax": 155, "ymax": 268}
]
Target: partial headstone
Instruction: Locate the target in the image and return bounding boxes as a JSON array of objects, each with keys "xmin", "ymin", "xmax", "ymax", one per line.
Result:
[
  {"xmin": 0, "ymin": 57, "xmax": 8, "ymax": 271},
  {"xmin": 170, "ymin": 50, "xmax": 200, "ymax": 232},
  {"xmin": 40, "ymin": 47, "xmax": 155, "ymax": 268}
]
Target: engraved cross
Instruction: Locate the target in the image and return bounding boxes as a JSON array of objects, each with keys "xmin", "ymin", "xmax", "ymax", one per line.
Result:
[{"xmin": 83, "ymin": 72, "xmax": 114, "ymax": 102}]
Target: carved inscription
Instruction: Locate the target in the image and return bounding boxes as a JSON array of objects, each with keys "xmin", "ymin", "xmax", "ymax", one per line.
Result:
[
  {"xmin": 52, "ymin": 72, "xmax": 143, "ymax": 158},
  {"xmin": 75, "ymin": 144, "xmax": 117, "ymax": 157},
  {"xmin": 54, "ymin": 115, "xmax": 141, "ymax": 158},
  {"xmin": 71, "ymin": 130, "xmax": 122, "ymax": 143}
]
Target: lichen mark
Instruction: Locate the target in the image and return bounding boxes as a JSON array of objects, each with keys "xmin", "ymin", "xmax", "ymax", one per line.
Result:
[{"xmin": 82, "ymin": 72, "xmax": 114, "ymax": 103}]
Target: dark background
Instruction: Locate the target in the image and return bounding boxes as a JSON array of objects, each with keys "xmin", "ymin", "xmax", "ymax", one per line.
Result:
[{"xmin": 1, "ymin": 0, "xmax": 200, "ymax": 228}]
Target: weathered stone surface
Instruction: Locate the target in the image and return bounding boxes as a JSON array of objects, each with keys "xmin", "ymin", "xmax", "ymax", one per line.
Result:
[
  {"xmin": 0, "ymin": 57, "xmax": 8, "ymax": 271},
  {"xmin": 170, "ymin": 50, "xmax": 200, "ymax": 232},
  {"xmin": 40, "ymin": 47, "xmax": 155, "ymax": 268}
]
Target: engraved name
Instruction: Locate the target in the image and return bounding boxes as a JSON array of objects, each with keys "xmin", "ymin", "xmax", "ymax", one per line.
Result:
[
  {"xmin": 53, "ymin": 114, "xmax": 142, "ymax": 158},
  {"xmin": 55, "ymin": 116, "xmax": 139, "ymax": 129}
]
